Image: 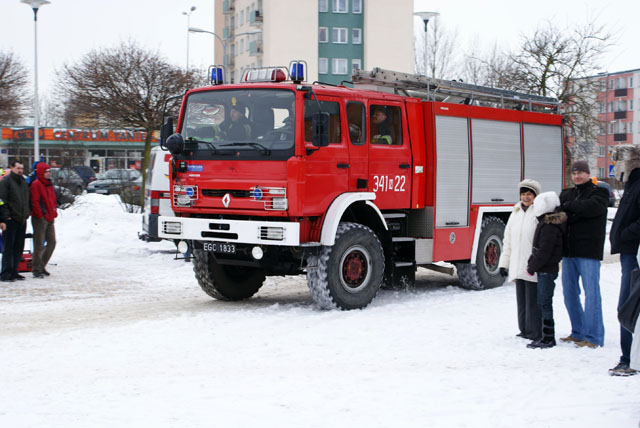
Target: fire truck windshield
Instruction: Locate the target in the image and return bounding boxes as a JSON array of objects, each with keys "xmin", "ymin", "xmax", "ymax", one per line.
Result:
[{"xmin": 179, "ymin": 88, "xmax": 296, "ymax": 161}]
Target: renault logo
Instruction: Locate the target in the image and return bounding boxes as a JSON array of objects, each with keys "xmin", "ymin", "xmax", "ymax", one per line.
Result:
[{"xmin": 222, "ymin": 193, "xmax": 231, "ymax": 208}]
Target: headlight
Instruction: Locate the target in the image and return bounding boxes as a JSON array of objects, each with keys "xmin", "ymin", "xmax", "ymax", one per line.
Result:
[{"xmin": 270, "ymin": 198, "xmax": 288, "ymax": 210}]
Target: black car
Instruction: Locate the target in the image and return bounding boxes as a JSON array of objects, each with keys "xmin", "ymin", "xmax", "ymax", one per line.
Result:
[
  {"xmin": 72, "ymin": 165, "xmax": 96, "ymax": 184},
  {"xmin": 87, "ymin": 169, "xmax": 142, "ymax": 194},
  {"xmin": 596, "ymin": 181, "xmax": 616, "ymax": 207},
  {"xmin": 50, "ymin": 168, "xmax": 86, "ymax": 195}
]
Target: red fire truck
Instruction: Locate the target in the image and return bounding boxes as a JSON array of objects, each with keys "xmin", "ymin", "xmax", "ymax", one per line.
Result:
[{"xmin": 158, "ymin": 64, "xmax": 564, "ymax": 310}]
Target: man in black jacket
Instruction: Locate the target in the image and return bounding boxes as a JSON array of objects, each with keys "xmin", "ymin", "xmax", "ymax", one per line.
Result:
[
  {"xmin": 608, "ymin": 145, "xmax": 640, "ymax": 376},
  {"xmin": 559, "ymin": 160, "xmax": 609, "ymax": 348},
  {"xmin": 0, "ymin": 160, "xmax": 31, "ymax": 282}
]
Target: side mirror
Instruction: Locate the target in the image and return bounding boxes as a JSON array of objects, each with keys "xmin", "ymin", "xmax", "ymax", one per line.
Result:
[
  {"xmin": 160, "ymin": 116, "xmax": 174, "ymax": 147},
  {"xmin": 312, "ymin": 112, "xmax": 330, "ymax": 148},
  {"xmin": 165, "ymin": 133, "xmax": 185, "ymax": 155}
]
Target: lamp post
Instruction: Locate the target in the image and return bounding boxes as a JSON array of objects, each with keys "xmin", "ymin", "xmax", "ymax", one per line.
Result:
[
  {"xmin": 189, "ymin": 27, "xmax": 262, "ymax": 81},
  {"xmin": 21, "ymin": 0, "xmax": 50, "ymax": 164},
  {"xmin": 182, "ymin": 6, "xmax": 196, "ymax": 69},
  {"xmin": 413, "ymin": 11, "xmax": 440, "ymax": 78}
]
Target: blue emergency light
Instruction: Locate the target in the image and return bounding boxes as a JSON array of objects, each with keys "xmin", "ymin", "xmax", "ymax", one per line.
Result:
[
  {"xmin": 289, "ymin": 60, "xmax": 307, "ymax": 83},
  {"xmin": 209, "ymin": 66, "xmax": 225, "ymax": 85}
]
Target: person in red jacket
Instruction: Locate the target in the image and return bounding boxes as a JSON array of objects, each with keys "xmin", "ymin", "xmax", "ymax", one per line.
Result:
[{"xmin": 30, "ymin": 162, "xmax": 57, "ymax": 278}]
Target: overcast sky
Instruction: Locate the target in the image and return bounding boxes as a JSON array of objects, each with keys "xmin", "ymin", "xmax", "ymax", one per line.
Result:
[{"xmin": 1, "ymin": 0, "xmax": 638, "ymax": 98}]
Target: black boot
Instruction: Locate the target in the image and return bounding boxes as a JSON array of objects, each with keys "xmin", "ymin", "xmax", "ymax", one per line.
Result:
[{"xmin": 527, "ymin": 319, "xmax": 555, "ymax": 349}]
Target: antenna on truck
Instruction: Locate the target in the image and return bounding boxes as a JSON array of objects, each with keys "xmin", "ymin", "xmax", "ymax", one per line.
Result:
[{"xmin": 351, "ymin": 68, "xmax": 561, "ymax": 113}]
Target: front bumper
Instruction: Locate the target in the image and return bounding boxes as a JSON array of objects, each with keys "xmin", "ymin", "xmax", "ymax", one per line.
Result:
[{"xmin": 157, "ymin": 216, "xmax": 300, "ymax": 246}]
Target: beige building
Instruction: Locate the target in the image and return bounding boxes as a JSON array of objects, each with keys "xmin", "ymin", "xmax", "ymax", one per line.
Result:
[{"xmin": 215, "ymin": 0, "xmax": 414, "ymax": 84}]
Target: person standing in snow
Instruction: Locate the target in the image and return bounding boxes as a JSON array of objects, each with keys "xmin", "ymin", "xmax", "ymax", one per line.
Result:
[
  {"xmin": 559, "ymin": 160, "xmax": 609, "ymax": 349},
  {"xmin": 0, "ymin": 160, "xmax": 30, "ymax": 282},
  {"xmin": 525, "ymin": 192, "xmax": 567, "ymax": 349},
  {"xmin": 30, "ymin": 163, "xmax": 57, "ymax": 279},
  {"xmin": 498, "ymin": 179, "xmax": 542, "ymax": 341},
  {"xmin": 608, "ymin": 145, "xmax": 640, "ymax": 376}
]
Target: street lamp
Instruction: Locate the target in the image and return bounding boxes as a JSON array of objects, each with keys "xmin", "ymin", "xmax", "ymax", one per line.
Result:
[
  {"xmin": 182, "ymin": 6, "xmax": 196, "ymax": 69},
  {"xmin": 189, "ymin": 27, "xmax": 262, "ymax": 81},
  {"xmin": 21, "ymin": 0, "xmax": 50, "ymax": 164},
  {"xmin": 414, "ymin": 11, "xmax": 440, "ymax": 78}
]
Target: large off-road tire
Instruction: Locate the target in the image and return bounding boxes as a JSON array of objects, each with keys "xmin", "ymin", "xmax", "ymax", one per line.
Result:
[
  {"xmin": 455, "ymin": 216, "xmax": 506, "ymax": 290},
  {"xmin": 306, "ymin": 222, "xmax": 385, "ymax": 310},
  {"xmin": 192, "ymin": 249, "xmax": 265, "ymax": 300}
]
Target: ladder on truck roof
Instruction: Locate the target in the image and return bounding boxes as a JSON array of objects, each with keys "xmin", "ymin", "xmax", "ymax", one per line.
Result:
[{"xmin": 351, "ymin": 68, "xmax": 561, "ymax": 113}]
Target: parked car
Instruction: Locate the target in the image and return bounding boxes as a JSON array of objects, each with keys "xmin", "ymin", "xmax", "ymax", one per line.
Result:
[
  {"xmin": 596, "ymin": 181, "xmax": 616, "ymax": 207},
  {"xmin": 72, "ymin": 165, "xmax": 96, "ymax": 184},
  {"xmin": 54, "ymin": 185, "xmax": 75, "ymax": 208},
  {"xmin": 87, "ymin": 168, "xmax": 141, "ymax": 194},
  {"xmin": 50, "ymin": 168, "xmax": 86, "ymax": 195}
]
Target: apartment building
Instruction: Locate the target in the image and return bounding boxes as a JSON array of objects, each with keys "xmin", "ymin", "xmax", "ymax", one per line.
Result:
[
  {"xmin": 594, "ymin": 69, "xmax": 639, "ymax": 178},
  {"xmin": 214, "ymin": 0, "xmax": 413, "ymax": 84}
]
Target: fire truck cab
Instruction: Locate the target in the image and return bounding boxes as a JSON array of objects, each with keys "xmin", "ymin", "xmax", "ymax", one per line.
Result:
[{"xmin": 159, "ymin": 63, "xmax": 564, "ymax": 310}]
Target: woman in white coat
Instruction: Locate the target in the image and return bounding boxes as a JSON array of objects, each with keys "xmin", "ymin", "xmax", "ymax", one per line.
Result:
[{"xmin": 498, "ymin": 179, "xmax": 542, "ymax": 340}]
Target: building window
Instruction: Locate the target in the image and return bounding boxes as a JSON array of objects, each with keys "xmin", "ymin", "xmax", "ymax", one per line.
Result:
[
  {"xmin": 630, "ymin": 122, "xmax": 633, "ymax": 133},
  {"xmin": 630, "ymin": 99, "xmax": 634, "ymax": 110},
  {"xmin": 332, "ymin": 28, "xmax": 348, "ymax": 44},
  {"xmin": 609, "ymin": 80, "xmax": 614, "ymax": 90},
  {"xmin": 599, "ymin": 146, "xmax": 605, "ymax": 156},
  {"xmin": 609, "ymin": 102, "xmax": 613, "ymax": 113},
  {"xmin": 351, "ymin": 59, "xmax": 361, "ymax": 71},
  {"xmin": 333, "ymin": 0, "xmax": 347, "ymax": 13},
  {"xmin": 352, "ymin": 28, "xmax": 362, "ymax": 44},
  {"xmin": 239, "ymin": 10, "xmax": 244, "ymax": 26},
  {"xmin": 618, "ymin": 77, "xmax": 627, "ymax": 89},
  {"xmin": 239, "ymin": 39, "xmax": 244, "ymax": 53},
  {"xmin": 617, "ymin": 100, "xmax": 627, "ymax": 112},
  {"xmin": 319, "ymin": 27, "xmax": 328, "ymax": 43},
  {"xmin": 319, "ymin": 58, "xmax": 328, "ymax": 74},
  {"xmin": 353, "ymin": 0, "xmax": 362, "ymax": 13},
  {"xmin": 332, "ymin": 58, "xmax": 348, "ymax": 75},
  {"xmin": 598, "ymin": 168, "xmax": 605, "ymax": 178},
  {"xmin": 319, "ymin": 0, "xmax": 328, "ymax": 12},
  {"xmin": 609, "ymin": 122, "xmax": 615, "ymax": 133},
  {"xmin": 599, "ymin": 102, "xmax": 605, "ymax": 114},
  {"xmin": 600, "ymin": 80, "xmax": 606, "ymax": 91},
  {"xmin": 631, "ymin": 77, "xmax": 634, "ymax": 87}
]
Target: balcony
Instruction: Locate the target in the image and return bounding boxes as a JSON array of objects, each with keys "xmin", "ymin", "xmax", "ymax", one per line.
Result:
[
  {"xmin": 249, "ymin": 40, "xmax": 263, "ymax": 56},
  {"xmin": 224, "ymin": 54, "xmax": 235, "ymax": 67},
  {"xmin": 222, "ymin": 0, "xmax": 235, "ymax": 14},
  {"xmin": 249, "ymin": 10, "xmax": 263, "ymax": 25},
  {"xmin": 614, "ymin": 88, "xmax": 628, "ymax": 97},
  {"xmin": 223, "ymin": 26, "xmax": 234, "ymax": 39},
  {"xmin": 614, "ymin": 133, "xmax": 627, "ymax": 142},
  {"xmin": 614, "ymin": 111, "xmax": 627, "ymax": 120}
]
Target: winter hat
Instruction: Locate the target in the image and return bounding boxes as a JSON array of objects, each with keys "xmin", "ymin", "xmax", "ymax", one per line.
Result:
[
  {"xmin": 571, "ymin": 160, "xmax": 590, "ymax": 174},
  {"xmin": 518, "ymin": 178, "xmax": 541, "ymax": 196},
  {"xmin": 531, "ymin": 191, "xmax": 560, "ymax": 217}
]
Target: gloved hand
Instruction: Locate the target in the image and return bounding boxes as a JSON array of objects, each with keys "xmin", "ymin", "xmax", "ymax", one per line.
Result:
[{"xmin": 499, "ymin": 267, "xmax": 509, "ymax": 278}]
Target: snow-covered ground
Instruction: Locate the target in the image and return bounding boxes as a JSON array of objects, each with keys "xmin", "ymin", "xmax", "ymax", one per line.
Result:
[{"xmin": 0, "ymin": 195, "xmax": 637, "ymax": 428}]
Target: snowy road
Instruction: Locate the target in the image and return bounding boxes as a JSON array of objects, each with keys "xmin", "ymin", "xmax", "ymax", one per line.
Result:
[{"xmin": 0, "ymin": 195, "xmax": 638, "ymax": 428}]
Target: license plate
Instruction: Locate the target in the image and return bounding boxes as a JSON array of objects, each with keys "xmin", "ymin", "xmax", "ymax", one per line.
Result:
[
  {"xmin": 203, "ymin": 242, "xmax": 236, "ymax": 254},
  {"xmin": 96, "ymin": 189, "xmax": 108, "ymax": 194}
]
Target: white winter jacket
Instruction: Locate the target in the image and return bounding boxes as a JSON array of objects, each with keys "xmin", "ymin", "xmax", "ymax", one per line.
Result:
[{"xmin": 498, "ymin": 202, "xmax": 538, "ymax": 283}]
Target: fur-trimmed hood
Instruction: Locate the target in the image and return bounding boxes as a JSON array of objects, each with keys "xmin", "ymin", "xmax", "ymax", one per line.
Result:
[{"xmin": 543, "ymin": 211, "xmax": 567, "ymax": 225}]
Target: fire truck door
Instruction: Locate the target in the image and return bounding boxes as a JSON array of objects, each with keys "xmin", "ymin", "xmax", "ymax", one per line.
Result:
[
  {"xmin": 367, "ymin": 103, "xmax": 412, "ymax": 209},
  {"xmin": 302, "ymin": 98, "xmax": 349, "ymax": 212},
  {"xmin": 345, "ymin": 101, "xmax": 368, "ymax": 191}
]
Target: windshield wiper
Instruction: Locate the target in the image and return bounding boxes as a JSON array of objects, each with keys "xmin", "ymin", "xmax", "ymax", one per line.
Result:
[
  {"xmin": 219, "ymin": 142, "xmax": 271, "ymax": 155},
  {"xmin": 185, "ymin": 137, "xmax": 218, "ymax": 154}
]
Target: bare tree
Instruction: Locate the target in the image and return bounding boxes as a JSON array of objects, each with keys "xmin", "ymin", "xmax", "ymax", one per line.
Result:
[
  {"xmin": 508, "ymin": 20, "xmax": 612, "ymax": 174},
  {"xmin": 414, "ymin": 16, "xmax": 460, "ymax": 80},
  {"xmin": 0, "ymin": 51, "xmax": 30, "ymax": 125},
  {"xmin": 55, "ymin": 41, "xmax": 205, "ymax": 203}
]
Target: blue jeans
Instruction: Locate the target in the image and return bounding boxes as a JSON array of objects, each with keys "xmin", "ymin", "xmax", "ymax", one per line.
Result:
[
  {"xmin": 561, "ymin": 257, "xmax": 605, "ymax": 346},
  {"xmin": 537, "ymin": 272, "xmax": 558, "ymax": 320},
  {"xmin": 618, "ymin": 254, "xmax": 638, "ymax": 365}
]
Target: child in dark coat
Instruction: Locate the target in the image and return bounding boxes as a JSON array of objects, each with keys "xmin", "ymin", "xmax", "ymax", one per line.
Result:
[{"xmin": 526, "ymin": 191, "xmax": 567, "ymax": 349}]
